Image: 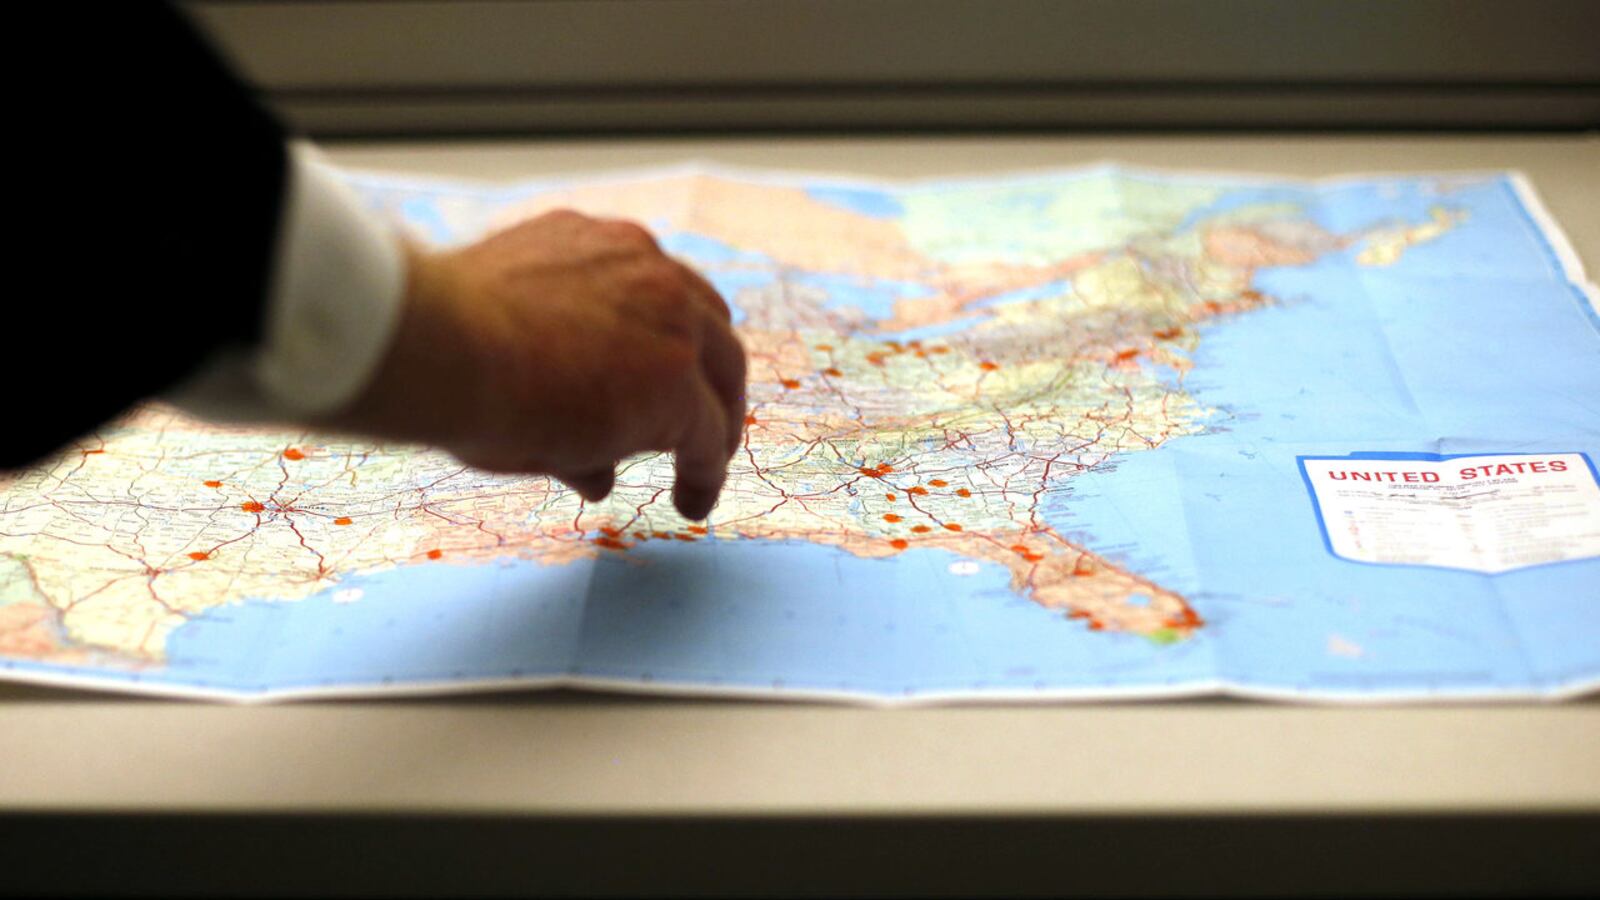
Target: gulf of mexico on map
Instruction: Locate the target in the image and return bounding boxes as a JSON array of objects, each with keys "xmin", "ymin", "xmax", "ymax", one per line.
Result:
[{"xmin": 2, "ymin": 163, "xmax": 1597, "ymax": 703}]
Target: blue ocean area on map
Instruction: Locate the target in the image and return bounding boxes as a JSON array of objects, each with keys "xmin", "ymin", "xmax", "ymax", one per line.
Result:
[
  {"xmin": 154, "ymin": 539, "xmax": 1214, "ymax": 696},
  {"xmin": 7, "ymin": 166, "xmax": 1596, "ymax": 701}
]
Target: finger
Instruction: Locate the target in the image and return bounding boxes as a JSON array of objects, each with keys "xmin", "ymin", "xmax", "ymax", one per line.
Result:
[
  {"xmin": 671, "ymin": 376, "xmax": 733, "ymax": 521},
  {"xmin": 671, "ymin": 257, "xmax": 733, "ymax": 322},
  {"xmin": 559, "ymin": 466, "xmax": 616, "ymax": 503}
]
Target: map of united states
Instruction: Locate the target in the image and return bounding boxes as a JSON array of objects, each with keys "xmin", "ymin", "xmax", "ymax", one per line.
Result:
[{"xmin": 0, "ymin": 166, "xmax": 1459, "ymax": 672}]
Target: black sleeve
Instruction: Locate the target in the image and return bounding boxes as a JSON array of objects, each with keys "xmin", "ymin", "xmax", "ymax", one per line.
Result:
[{"xmin": 8, "ymin": 2, "xmax": 287, "ymax": 469}]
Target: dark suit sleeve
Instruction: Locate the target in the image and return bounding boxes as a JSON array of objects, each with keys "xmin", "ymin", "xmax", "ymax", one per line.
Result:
[{"xmin": 8, "ymin": 2, "xmax": 287, "ymax": 468}]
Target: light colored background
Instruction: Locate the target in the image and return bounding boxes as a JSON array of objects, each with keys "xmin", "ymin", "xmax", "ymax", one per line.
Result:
[{"xmin": 3, "ymin": 133, "xmax": 1597, "ymax": 821}]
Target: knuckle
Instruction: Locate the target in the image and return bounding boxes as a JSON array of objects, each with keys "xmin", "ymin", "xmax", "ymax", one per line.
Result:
[
  {"xmin": 629, "ymin": 261, "xmax": 686, "ymax": 300},
  {"xmin": 603, "ymin": 219, "xmax": 659, "ymax": 250},
  {"xmin": 535, "ymin": 208, "xmax": 588, "ymax": 227}
]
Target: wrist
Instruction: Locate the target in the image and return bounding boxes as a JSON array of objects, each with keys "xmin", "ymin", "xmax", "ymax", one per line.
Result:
[{"xmin": 317, "ymin": 243, "xmax": 477, "ymax": 445}]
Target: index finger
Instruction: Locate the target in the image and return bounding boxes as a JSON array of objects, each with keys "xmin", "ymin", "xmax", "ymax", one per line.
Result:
[{"xmin": 671, "ymin": 374, "xmax": 734, "ymax": 521}]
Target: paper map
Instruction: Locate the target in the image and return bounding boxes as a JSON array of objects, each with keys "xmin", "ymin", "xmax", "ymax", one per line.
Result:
[{"xmin": 2, "ymin": 163, "xmax": 1597, "ymax": 702}]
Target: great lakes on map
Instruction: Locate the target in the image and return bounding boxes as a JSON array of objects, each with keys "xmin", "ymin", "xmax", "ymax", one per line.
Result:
[{"xmin": 2, "ymin": 163, "xmax": 1597, "ymax": 702}]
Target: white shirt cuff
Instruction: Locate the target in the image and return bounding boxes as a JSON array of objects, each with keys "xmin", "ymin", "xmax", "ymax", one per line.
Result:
[{"xmin": 168, "ymin": 142, "xmax": 405, "ymax": 422}]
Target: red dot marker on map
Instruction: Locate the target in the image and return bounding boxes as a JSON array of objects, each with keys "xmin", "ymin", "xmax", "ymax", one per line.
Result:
[
  {"xmin": 943, "ymin": 523, "xmax": 963, "ymax": 532},
  {"xmin": 781, "ymin": 379, "xmax": 802, "ymax": 389},
  {"xmin": 883, "ymin": 513, "xmax": 903, "ymax": 523},
  {"xmin": 187, "ymin": 552, "xmax": 209, "ymax": 561},
  {"xmin": 979, "ymin": 362, "xmax": 999, "ymax": 371},
  {"xmin": 426, "ymin": 549, "xmax": 443, "ymax": 560},
  {"xmin": 928, "ymin": 479, "xmax": 948, "ymax": 487},
  {"xmin": 283, "ymin": 448, "xmax": 306, "ymax": 461},
  {"xmin": 241, "ymin": 501, "xmax": 265, "ymax": 513},
  {"xmin": 333, "ymin": 517, "xmax": 353, "ymax": 526},
  {"xmin": 890, "ymin": 539, "xmax": 909, "ymax": 550},
  {"xmin": 203, "ymin": 480, "xmax": 222, "ymax": 488},
  {"xmin": 955, "ymin": 488, "xmax": 972, "ymax": 498}
]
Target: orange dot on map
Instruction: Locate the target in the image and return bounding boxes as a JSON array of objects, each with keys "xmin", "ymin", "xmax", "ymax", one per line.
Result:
[
  {"xmin": 203, "ymin": 480, "xmax": 222, "ymax": 488},
  {"xmin": 889, "ymin": 539, "xmax": 909, "ymax": 550},
  {"xmin": 822, "ymin": 367, "xmax": 843, "ymax": 377},
  {"xmin": 943, "ymin": 523, "xmax": 963, "ymax": 532},
  {"xmin": 82, "ymin": 449, "xmax": 105, "ymax": 455},
  {"xmin": 908, "ymin": 486, "xmax": 928, "ymax": 496},
  {"xmin": 911, "ymin": 525, "xmax": 932, "ymax": 533},
  {"xmin": 187, "ymin": 552, "xmax": 210, "ymax": 561},
  {"xmin": 593, "ymin": 537, "xmax": 628, "ymax": 551},
  {"xmin": 599, "ymin": 526, "xmax": 622, "ymax": 538},
  {"xmin": 1154, "ymin": 327, "xmax": 1183, "ymax": 340},
  {"xmin": 1115, "ymin": 349, "xmax": 1139, "ymax": 362},
  {"xmin": 1011, "ymin": 545, "xmax": 1030, "ymax": 554},
  {"xmin": 876, "ymin": 464, "xmax": 895, "ymax": 474},
  {"xmin": 333, "ymin": 517, "xmax": 353, "ymax": 526},
  {"xmin": 979, "ymin": 362, "xmax": 999, "ymax": 371},
  {"xmin": 780, "ymin": 379, "xmax": 802, "ymax": 389},
  {"xmin": 241, "ymin": 501, "xmax": 265, "ymax": 513},
  {"xmin": 814, "ymin": 344, "xmax": 834, "ymax": 351},
  {"xmin": 866, "ymin": 353, "xmax": 887, "ymax": 366},
  {"xmin": 426, "ymin": 549, "xmax": 443, "ymax": 560},
  {"xmin": 883, "ymin": 513, "xmax": 903, "ymax": 523},
  {"xmin": 885, "ymin": 493, "xmax": 897, "ymax": 502},
  {"xmin": 955, "ymin": 488, "xmax": 972, "ymax": 498},
  {"xmin": 858, "ymin": 466, "xmax": 882, "ymax": 478},
  {"xmin": 674, "ymin": 533, "xmax": 697, "ymax": 542},
  {"xmin": 283, "ymin": 448, "xmax": 306, "ymax": 461},
  {"xmin": 688, "ymin": 525, "xmax": 708, "ymax": 535},
  {"xmin": 744, "ymin": 414, "xmax": 759, "ymax": 426},
  {"xmin": 928, "ymin": 479, "xmax": 948, "ymax": 487}
]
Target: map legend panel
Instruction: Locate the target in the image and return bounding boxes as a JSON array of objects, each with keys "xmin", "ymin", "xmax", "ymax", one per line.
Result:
[{"xmin": 1299, "ymin": 452, "xmax": 1600, "ymax": 573}]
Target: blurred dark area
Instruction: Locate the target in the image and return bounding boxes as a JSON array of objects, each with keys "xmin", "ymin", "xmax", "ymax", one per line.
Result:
[{"xmin": 185, "ymin": 0, "xmax": 1600, "ymax": 137}]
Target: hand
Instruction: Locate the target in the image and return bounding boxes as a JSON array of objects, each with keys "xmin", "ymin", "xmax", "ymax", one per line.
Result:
[{"xmin": 325, "ymin": 210, "xmax": 747, "ymax": 520}]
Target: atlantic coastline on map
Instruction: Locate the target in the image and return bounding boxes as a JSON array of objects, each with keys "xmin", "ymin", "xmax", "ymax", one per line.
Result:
[{"xmin": 2, "ymin": 164, "xmax": 1596, "ymax": 701}]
